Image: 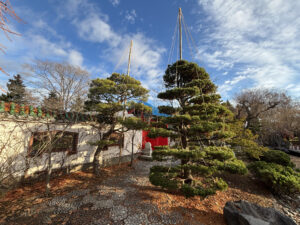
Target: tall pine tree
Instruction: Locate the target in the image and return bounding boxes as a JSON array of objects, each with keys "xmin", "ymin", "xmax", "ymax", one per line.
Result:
[
  {"xmin": 148, "ymin": 60, "xmax": 247, "ymax": 197},
  {"xmin": 0, "ymin": 74, "xmax": 27, "ymax": 104}
]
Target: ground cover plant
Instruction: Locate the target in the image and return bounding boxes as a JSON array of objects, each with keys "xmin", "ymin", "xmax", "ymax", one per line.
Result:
[
  {"xmin": 249, "ymin": 161, "xmax": 300, "ymax": 194},
  {"xmin": 248, "ymin": 149, "xmax": 300, "ymax": 195}
]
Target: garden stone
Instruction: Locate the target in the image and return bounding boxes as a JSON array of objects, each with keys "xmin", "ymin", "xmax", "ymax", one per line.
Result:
[
  {"xmin": 224, "ymin": 200, "xmax": 297, "ymax": 225},
  {"xmin": 139, "ymin": 142, "xmax": 153, "ymax": 160}
]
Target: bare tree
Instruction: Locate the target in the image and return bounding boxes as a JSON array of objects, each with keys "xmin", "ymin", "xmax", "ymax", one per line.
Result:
[
  {"xmin": 260, "ymin": 99, "xmax": 300, "ymax": 148},
  {"xmin": 0, "ymin": 0, "xmax": 22, "ymax": 77},
  {"xmin": 25, "ymin": 61, "xmax": 90, "ymax": 111},
  {"xmin": 235, "ymin": 89, "xmax": 290, "ymax": 132}
]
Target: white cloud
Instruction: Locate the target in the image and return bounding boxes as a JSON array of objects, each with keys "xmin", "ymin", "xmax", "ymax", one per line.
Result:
[
  {"xmin": 225, "ymin": 75, "xmax": 247, "ymax": 85},
  {"xmin": 76, "ymin": 14, "xmax": 121, "ymax": 47},
  {"xmin": 31, "ymin": 35, "xmax": 68, "ymax": 57},
  {"xmin": 0, "ymin": 25, "xmax": 85, "ymax": 78},
  {"xmin": 197, "ymin": 0, "xmax": 300, "ymax": 97},
  {"xmin": 124, "ymin": 9, "xmax": 137, "ymax": 24},
  {"xmin": 107, "ymin": 33, "xmax": 166, "ymax": 93},
  {"xmin": 68, "ymin": 50, "xmax": 84, "ymax": 67},
  {"xmin": 109, "ymin": 0, "xmax": 120, "ymax": 7},
  {"xmin": 218, "ymin": 75, "xmax": 247, "ymax": 99},
  {"xmin": 70, "ymin": 4, "xmax": 165, "ymax": 96}
]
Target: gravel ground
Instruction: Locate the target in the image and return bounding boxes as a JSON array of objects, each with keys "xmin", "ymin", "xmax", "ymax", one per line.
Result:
[
  {"xmin": 1, "ymin": 158, "xmax": 298, "ymax": 225},
  {"xmin": 290, "ymin": 154, "xmax": 300, "ymax": 168},
  {"xmin": 2, "ymin": 160, "xmax": 185, "ymax": 225}
]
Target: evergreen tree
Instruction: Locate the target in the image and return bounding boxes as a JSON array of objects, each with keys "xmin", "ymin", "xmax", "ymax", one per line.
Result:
[
  {"xmin": 85, "ymin": 73, "xmax": 149, "ymax": 174},
  {"xmin": 70, "ymin": 95, "xmax": 85, "ymax": 112},
  {"xmin": 42, "ymin": 91, "xmax": 62, "ymax": 111},
  {"xmin": 148, "ymin": 60, "xmax": 247, "ymax": 197},
  {"xmin": 0, "ymin": 74, "xmax": 27, "ymax": 104}
]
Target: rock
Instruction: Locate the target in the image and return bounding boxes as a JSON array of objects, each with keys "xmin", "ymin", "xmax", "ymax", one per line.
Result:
[
  {"xmin": 139, "ymin": 142, "xmax": 153, "ymax": 161},
  {"xmin": 223, "ymin": 200, "xmax": 297, "ymax": 225}
]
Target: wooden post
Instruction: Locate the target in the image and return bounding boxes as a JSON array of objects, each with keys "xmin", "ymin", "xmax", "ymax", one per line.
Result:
[
  {"xmin": 179, "ymin": 8, "xmax": 182, "ymax": 60},
  {"xmin": 127, "ymin": 40, "xmax": 133, "ymax": 76}
]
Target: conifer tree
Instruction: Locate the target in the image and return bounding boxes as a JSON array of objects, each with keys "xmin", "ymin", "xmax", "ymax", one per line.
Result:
[
  {"xmin": 148, "ymin": 60, "xmax": 247, "ymax": 197},
  {"xmin": 85, "ymin": 73, "xmax": 149, "ymax": 174},
  {"xmin": 0, "ymin": 74, "xmax": 27, "ymax": 104},
  {"xmin": 42, "ymin": 91, "xmax": 62, "ymax": 111}
]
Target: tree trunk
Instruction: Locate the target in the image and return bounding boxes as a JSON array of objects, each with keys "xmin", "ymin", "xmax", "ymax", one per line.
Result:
[
  {"xmin": 180, "ymin": 134, "xmax": 191, "ymax": 180},
  {"xmin": 93, "ymin": 145, "xmax": 102, "ymax": 175},
  {"xmin": 181, "ymin": 160, "xmax": 192, "ymax": 179},
  {"xmin": 20, "ymin": 157, "xmax": 30, "ymax": 185},
  {"xmin": 45, "ymin": 151, "xmax": 52, "ymax": 196},
  {"xmin": 130, "ymin": 132, "xmax": 135, "ymax": 167},
  {"xmin": 181, "ymin": 135, "xmax": 187, "ymax": 149},
  {"xmin": 119, "ymin": 98, "xmax": 127, "ymax": 164}
]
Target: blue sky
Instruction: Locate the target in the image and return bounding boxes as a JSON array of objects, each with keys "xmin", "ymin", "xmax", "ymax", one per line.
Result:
[{"xmin": 1, "ymin": 0, "xmax": 300, "ymax": 104}]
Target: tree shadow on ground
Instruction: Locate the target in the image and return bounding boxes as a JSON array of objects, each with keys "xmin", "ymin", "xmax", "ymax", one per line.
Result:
[
  {"xmin": 219, "ymin": 172, "xmax": 272, "ymax": 196},
  {"xmin": 169, "ymin": 205, "xmax": 226, "ymax": 225}
]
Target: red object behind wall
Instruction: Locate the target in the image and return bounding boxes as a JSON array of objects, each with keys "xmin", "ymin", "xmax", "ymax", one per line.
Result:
[{"xmin": 142, "ymin": 130, "xmax": 168, "ymax": 150}]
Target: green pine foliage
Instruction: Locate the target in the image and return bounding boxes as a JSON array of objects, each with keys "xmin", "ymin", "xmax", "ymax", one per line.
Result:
[
  {"xmin": 261, "ymin": 150, "xmax": 295, "ymax": 167},
  {"xmin": 85, "ymin": 73, "xmax": 149, "ymax": 124},
  {"xmin": 85, "ymin": 73, "xmax": 149, "ymax": 173},
  {"xmin": 0, "ymin": 74, "xmax": 27, "ymax": 104},
  {"xmin": 149, "ymin": 60, "xmax": 247, "ymax": 197},
  {"xmin": 248, "ymin": 161, "xmax": 300, "ymax": 194},
  {"xmin": 248, "ymin": 149, "xmax": 299, "ymax": 195},
  {"xmin": 228, "ymin": 120, "xmax": 269, "ymax": 160}
]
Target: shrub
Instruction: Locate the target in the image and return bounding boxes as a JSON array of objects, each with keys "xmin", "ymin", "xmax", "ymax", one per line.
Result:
[
  {"xmin": 228, "ymin": 121, "xmax": 269, "ymax": 160},
  {"xmin": 150, "ymin": 165, "xmax": 180, "ymax": 173},
  {"xmin": 261, "ymin": 150, "xmax": 294, "ymax": 167},
  {"xmin": 149, "ymin": 171, "xmax": 180, "ymax": 191},
  {"xmin": 248, "ymin": 161, "xmax": 300, "ymax": 194},
  {"xmin": 204, "ymin": 146, "xmax": 235, "ymax": 161},
  {"xmin": 180, "ymin": 177, "xmax": 227, "ymax": 198},
  {"xmin": 214, "ymin": 177, "xmax": 228, "ymax": 190},
  {"xmin": 220, "ymin": 159, "xmax": 248, "ymax": 175}
]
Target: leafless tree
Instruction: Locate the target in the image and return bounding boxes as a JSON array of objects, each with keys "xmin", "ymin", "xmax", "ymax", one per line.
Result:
[
  {"xmin": 235, "ymin": 89, "xmax": 290, "ymax": 131},
  {"xmin": 0, "ymin": 0, "xmax": 22, "ymax": 92},
  {"xmin": 260, "ymin": 99, "xmax": 300, "ymax": 148},
  {"xmin": 25, "ymin": 61, "xmax": 90, "ymax": 111}
]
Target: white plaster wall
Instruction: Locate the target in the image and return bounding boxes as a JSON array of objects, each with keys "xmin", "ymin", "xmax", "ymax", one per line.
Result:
[
  {"xmin": 0, "ymin": 118, "xmax": 142, "ymax": 180},
  {"xmin": 101, "ymin": 130, "xmax": 143, "ymax": 161}
]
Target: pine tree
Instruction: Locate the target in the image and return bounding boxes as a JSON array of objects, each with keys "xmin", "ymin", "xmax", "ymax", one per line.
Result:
[
  {"xmin": 42, "ymin": 91, "xmax": 62, "ymax": 111},
  {"xmin": 85, "ymin": 73, "xmax": 149, "ymax": 174},
  {"xmin": 0, "ymin": 74, "xmax": 27, "ymax": 104},
  {"xmin": 148, "ymin": 60, "xmax": 247, "ymax": 197}
]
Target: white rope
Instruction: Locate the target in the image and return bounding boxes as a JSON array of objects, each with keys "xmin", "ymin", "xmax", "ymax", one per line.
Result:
[
  {"xmin": 182, "ymin": 14, "xmax": 198, "ymax": 59},
  {"xmin": 112, "ymin": 42, "xmax": 131, "ymax": 74},
  {"xmin": 168, "ymin": 14, "xmax": 179, "ymax": 65}
]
